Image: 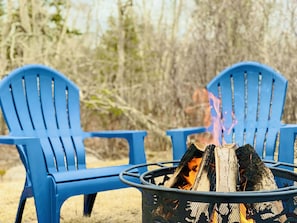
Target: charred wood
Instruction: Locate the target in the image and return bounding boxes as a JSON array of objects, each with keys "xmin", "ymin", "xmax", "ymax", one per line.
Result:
[{"xmin": 236, "ymin": 144, "xmax": 287, "ymax": 222}]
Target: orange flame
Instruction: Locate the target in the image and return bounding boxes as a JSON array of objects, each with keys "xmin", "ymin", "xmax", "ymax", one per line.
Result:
[
  {"xmin": 180, "ymin": 157, "xmax": 201, "ymax": 190},
  {"xmin": 240, "ymin": 204, "xmax": 254, "ymax": 223},
  {"xmin": 211, "ymin": 205, "xmax": 254, "ymax": 223}
]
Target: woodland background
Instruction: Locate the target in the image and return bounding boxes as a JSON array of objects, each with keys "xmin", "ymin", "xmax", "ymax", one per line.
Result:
[{"xmin": 0, "ymin": 0, "xmax": 297, "ymax": 163}]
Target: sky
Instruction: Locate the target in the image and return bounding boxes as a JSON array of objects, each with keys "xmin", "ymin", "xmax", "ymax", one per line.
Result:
[{"xmin": 69, "ymin": 0, "xmax": 195, "ymax": 36}]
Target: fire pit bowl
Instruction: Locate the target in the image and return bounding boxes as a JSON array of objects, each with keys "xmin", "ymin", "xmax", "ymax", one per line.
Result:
[{"xmin": 120, "ymin": 160, "xmax": 297, "ymax": 223}]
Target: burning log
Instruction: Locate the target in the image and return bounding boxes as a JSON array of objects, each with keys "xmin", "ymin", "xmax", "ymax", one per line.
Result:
[
  {"xmin": 165, "ymin": 143, "xmax": 205, "ymax": 189},
  {"xmin": 191, "ymin": 144, "xmax": 215, "ymax": 191},
  {"xmin": 236, "ymin": 144, "xmax": 287, "ymax": 222},
  {"xmin": 153, "ymin": 143, "xmax": 207, "ymax": 221},
  {"xmin": 162, "ymin": 143, "xmax": 217, "ymax": 222},
  {"xmin": 187, "ymin": 144, "xmax": 216, "ymax": 222}
]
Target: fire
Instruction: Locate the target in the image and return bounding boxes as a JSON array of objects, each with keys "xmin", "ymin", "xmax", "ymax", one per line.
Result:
[
  {"xmin": 240, "ymin": 204, "xmax": 254, "ymax": 223},
  {"xmin": 180, "ymin": 155, "xmax": 254, "ymax": 222},
  {"xmin": 208, "ymin": 92, "xmax": 222, "ymax": 145},
  {"xmin": 180, "ymin": 88, "xmax": 253, "ymax": 222},
  {"xmin": 208, "ymin": 93, "xmax": 252, "ymax": 222},
  {"xmin": 210, "ymin": 204, "xmax": 253, "ymax": 223},
  {"xmin": 208, "ymin": 92, "xmax": 238, "ymax": 146},
  {"xmin": 180, "ymin": 156, "xmax": 254, "ymax": 221},
  {"xmin": 179, "ymin": 149, "xmax": 254, "ymax": 222},
  {"xmin": 180, "ymin": 157, "xmax": 202, "ymax": 190},
  {"xmin": 187, "ymin": 90, "xmax": 238, "ymax": 147}
]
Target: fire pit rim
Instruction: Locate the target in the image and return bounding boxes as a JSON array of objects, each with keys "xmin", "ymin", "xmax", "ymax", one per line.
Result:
[{"xmin": 120, "ymin": 160, "xmax": 297, "ymax": 203}]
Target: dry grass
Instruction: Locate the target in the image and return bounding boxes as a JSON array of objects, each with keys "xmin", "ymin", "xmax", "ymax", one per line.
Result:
[
  {"xmin": 0, "ymin": 182, "xmax": 142, "ymax": 223},
  {"xmin": 0, "ymin": 150, "xmax": 172, "ymax": 223}
]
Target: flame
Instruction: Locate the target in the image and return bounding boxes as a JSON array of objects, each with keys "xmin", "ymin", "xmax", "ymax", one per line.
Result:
[
  {"xmin": 180, "ymin": 157, "xmax": 201, "ymax": 190},
  {"xmin": 211, "ymin": 205, "xmax": 254, "ymax": 223},
  {"xmin": 208, "ymin": 92, "xmax": 222, "ymax": 145},
  {"xmin": 240, "ymin": 204, "xmax": 254, "ymax": 223},
  {"xmin": 207, "ymin": 92, "xmax": 238, "ymax": 146},
  {"xmin": 185, "ymin": 89, "xmax": 238, "ymax": 146}
]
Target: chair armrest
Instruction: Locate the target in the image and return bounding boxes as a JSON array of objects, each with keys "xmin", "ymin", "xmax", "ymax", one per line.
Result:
[
  {"xmin": 0, "ymin": 136, "xmax": 38, "ymax": 145},
  {"xmin": 0, "ymin": 136, "xmax": 45, "ymax": 170},
  {"xmin": 0, "ymin": 135, "xmax": 38, "ymax": 166},
  {"xmin": 0, "ymin": 136, "xmax": 49, "ymax": 190},
  {"xmin": 279, "ymin": 124, "xmax": 297, "ymax": 164},
  {"xmin": 86, "ymin": 130, "xmax": 147, "ymax": 139},
  {"xmin": 166, "ymin": 126, "xmax": 207, "ymax": 160},
  {"xmin": 84, "ymin": 130, "xmax": 147, "ymax": 165}
]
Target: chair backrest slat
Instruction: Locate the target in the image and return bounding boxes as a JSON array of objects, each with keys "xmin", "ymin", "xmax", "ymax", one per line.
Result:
[
  {"xmin": 270, "ymin": 77, "xmax": 287, "ymax": 121},
  {"xmin": 72, "ymin": 136, "xmax": 86, "ymax": 169},
  {"xmin": 50, "ymin": 137, "xmax": 68, "ymax": 172},
  {"xmin": 61, "ymin": 136, "xmax": 78, "ymax": 170},
  {"xmin": 10, "ymin": 78, "xmax": 35, "ymax": 133},
  {"xmin": 68, "ymin": 88, "xmax": 81, "ymax": 131},
  {"xmin": 39, "ymin": 75, "xmax": 59, "ymax": 131},
  {"xmin": 54, "ymin": 80, "xmax": 70, "ymax": 130},
  {"xmin": 257, "ymin": 71, "xmax": 273, "ymax": 123},
  {"xmin": 24, "ymin": 75, "xmax": 47, "ymax": 131},
  {"xmin": 40, "ymin": 138, "xmax": 57, "ymax": 172},
  {"xmin": 0, "ymin": 85, "xmax": 23, "ymax": 134},
  {"xmin": 265, "ymin": 128, "xmax": 279, "ymax": 160},
  {"xmin": 232, "ymin": 72, "xmax": 245, "ymax": 146},
  {"xmin": 245, "ymin": 70, "xmax": 259, "ymax": 125}
]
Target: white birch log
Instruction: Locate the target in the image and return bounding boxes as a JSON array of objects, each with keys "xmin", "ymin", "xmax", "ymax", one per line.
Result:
[{"xmin": 214, "ymin": 144, "xmax": 241, "ymax": 223}]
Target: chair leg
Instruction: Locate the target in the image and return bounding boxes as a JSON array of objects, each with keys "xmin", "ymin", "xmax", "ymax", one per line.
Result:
[
  {"xmin": 167, "ymin": 131, "xmax": 188, "ymax": 160},
  {"xmin": 83, "ymin": 193, "xmax": 97, "ymax": 216},
  {"xmin": 15, "ymin": 196, "xmax": 26, "ymax": 223},
  {"xmin": 15, "ymin": 184, "xmax": 33, "ymax": 223}
]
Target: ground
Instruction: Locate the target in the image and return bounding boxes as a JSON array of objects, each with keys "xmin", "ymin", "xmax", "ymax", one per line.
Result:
[{"xmin": 0, "ymin": 149, "xmax": 172, "ymax": 223}]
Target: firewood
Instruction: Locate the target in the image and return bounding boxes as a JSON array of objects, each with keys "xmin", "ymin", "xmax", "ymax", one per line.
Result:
[
  {"xmin": 214, "ymin": 144, "xmax": 240, "ymax": 223},
  {"xmin": 154, "ymin": 143, "xmax": 287, "ymax": 222},
  {"xmin": 187, "ymin": 144, "xmax": 216, "ymax": 222},
  {"xmin": 215, "ymin": 144, "xmax": 238, "ymax": 192},
  {"xmin": 164, "ymin": 143, "xmax": 205, "ymax": 188},
  {"xmin": 236, "ymin": 144, "xmax": 287, "ymax": 222},
  {"xmin": 154, "ymin": 143, "xmax": 207, "ymax": 222},
  {"xmin": 191, "ymin": 144, "xmax": 216, "ymax": 191}
]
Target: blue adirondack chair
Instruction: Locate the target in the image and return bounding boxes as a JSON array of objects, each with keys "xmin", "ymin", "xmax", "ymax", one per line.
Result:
[
  {"xmin": 0, "ymin": 64, "xmax": 147, "ymax": 223},
  {"xmin": 167, "ymin": 61, "xmax": 297, "ymax": 164}
]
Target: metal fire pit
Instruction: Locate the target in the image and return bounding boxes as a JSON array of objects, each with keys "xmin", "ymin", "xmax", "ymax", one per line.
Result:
[{"xmin": 120, "ymin": 160, "xmax": 297, "ymax": 223}]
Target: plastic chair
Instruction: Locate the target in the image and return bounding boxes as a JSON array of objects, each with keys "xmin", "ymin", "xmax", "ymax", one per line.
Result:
[
  {"xmin": 0, "ymin": 64, "xmax": 147, "ymax": 223},
  {"xmin": 167, "ymin": 61, "xmax": 297, "ymax": 164}
]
